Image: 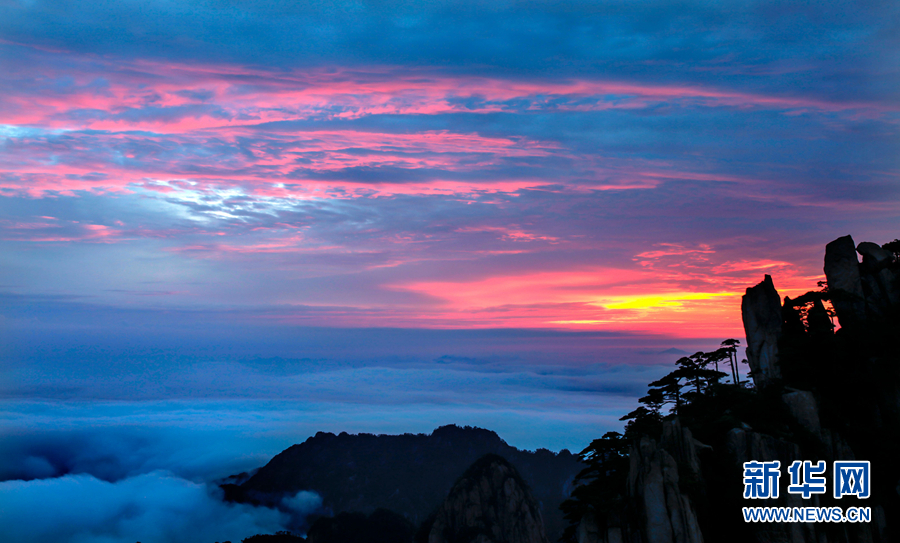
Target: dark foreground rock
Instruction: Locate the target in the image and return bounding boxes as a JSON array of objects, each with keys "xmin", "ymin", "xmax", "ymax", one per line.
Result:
[
  {"xmin": 242, "ymin": 532, "xmax": 305, "ymax": 543},
  {"xmin": 571, "ymin": 234, "xmax": 900, "ymax": 543},
  {"xmin": 306, "ymin": 509, "xmax": 415, "ymax": 543},
  {"xmin": 224, "ymin": 425, "xmax": 582, "ymax": 540},
  {"xmin": 741, "ymin": 274, "xmax": 783, "ymax": 387},
  {"xmin": 423, "ymin": 454, "xmax": 549, "ymax": 543}
]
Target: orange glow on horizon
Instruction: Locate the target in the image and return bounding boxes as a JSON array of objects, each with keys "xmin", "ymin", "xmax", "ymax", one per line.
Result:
[{"xmin": 373, "ymin": 266, "xmax": 821, "ymax": 338}]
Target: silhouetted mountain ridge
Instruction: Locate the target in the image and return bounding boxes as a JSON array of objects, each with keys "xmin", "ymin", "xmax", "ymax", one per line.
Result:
[{"xmin": 223, "ymin": 425, "xmax": 582, "ymax": 541}]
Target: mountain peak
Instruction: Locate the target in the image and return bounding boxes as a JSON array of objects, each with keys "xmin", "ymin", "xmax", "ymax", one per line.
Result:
[
  {"xmin": 225, "ymin": 427, "xmax": 581, "ymax": 540},
  {"xmin": 425, "ymin": 454, "xmax": 549, "ymax": 543}
]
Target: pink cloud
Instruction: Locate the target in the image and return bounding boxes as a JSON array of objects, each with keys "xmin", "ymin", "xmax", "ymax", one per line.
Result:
[
  {"xmin": 453, "ymin": 225, "xmax": 559, "ymax": 242},
  {"xmin": 0, "ymin": 218, "xmax": 122, "ymax": 243},
  {"xmin": 5, "ymin": 59, "xmax": 893, "ymax": 133},
  {"xmin": 4, "ymin": 55, "xmax": 891, "ymax": 202}
]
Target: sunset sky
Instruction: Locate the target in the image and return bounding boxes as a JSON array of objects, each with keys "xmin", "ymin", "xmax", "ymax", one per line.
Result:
[
  {"xmin": 2, "ymin": 0, "xmax": 897, "ymax": 337},
  {"xmin": 1, "ymin": 1, "xmax": 899, "ymax": 540}
]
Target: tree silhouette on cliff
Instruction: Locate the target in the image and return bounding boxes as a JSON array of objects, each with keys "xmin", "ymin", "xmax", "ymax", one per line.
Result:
[{"xmin": 560, "ymin": 338, "xmax": 744, "ymax": 541}]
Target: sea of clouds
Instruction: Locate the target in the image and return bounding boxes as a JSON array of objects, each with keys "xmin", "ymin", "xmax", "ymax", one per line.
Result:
[
  {"xmin": 0, "ymin": 473, "xmax": 315, "ymax": 543},
  {"xmin": 1, "ymin": 305, "xmax": 707, "ymax": 542}
]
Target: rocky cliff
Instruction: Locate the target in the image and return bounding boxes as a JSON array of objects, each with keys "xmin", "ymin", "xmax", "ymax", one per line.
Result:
[
  {"xmin": 741, "ymin": 274, "xmax": 783, "ymax": 386},
  {"xmin": 624, "ymin": 425, "xmax": 704, "ymax": 543},
  {"xmin": 424, "ymin": 454, "xmax": 549, "ymax": 543},
  {"xmin": 571, "ymin": 235, "xmax": 899, "ymax": 543}
]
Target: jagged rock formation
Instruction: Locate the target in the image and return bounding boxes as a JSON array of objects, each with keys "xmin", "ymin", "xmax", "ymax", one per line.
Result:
[
  {"xmin": 741, "ymin": 274, "xmax": 783, "ymax": 386},
  {"xmin": 578, "ymin": 414, "xmax": 887, "ymax": 543},
  {"xmin": 626, "ymin": 433, "xmax": 703, "ymax": 543},
  {"xmin": 223, "ymin": 425, "xmax": 581, "ymax": 540},
  {"xmin": 744, "ymin": 235, "xmax": 900, "ymax": 388},
  {"xmin": 824, "ymin": 234, "xmax": 900, "ymax": 327},
  {"xmin": 573, "ymin": 419, "xmax": 706, "ymax": 543},
  {"xmin": 425, "ymin": 454, "xmax": 549, "ymax": 543},
  {"xmin": 571, "ymin": 235, "xmax": 899, "ymax": 543},
  {"xmin": 719, "ymin": 235, "xmax": 897, "ymax": 542},
  {"xmin": 824, "ymin": 235, "xmax": 868, "ymax": 328},
  {"xmin": 858, "ymin": 241, "xmax": 900, "ymax": 316}
]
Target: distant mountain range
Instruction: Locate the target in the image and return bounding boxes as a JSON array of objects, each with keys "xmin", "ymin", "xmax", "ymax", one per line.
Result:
[{"xmin": 222, "ymin": 425, "xmax": 583, "ymax": 540}]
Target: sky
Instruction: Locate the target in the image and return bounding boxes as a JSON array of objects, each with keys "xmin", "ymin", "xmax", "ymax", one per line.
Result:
[{"xmin": 1, "ymin": 1, "xmax": 899, "ymax": 541}]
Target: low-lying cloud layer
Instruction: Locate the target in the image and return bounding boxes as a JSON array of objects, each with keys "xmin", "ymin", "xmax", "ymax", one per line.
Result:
[{"xmin": 0, "ymin": 472, "xmax": 322, "ymax": 543}]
